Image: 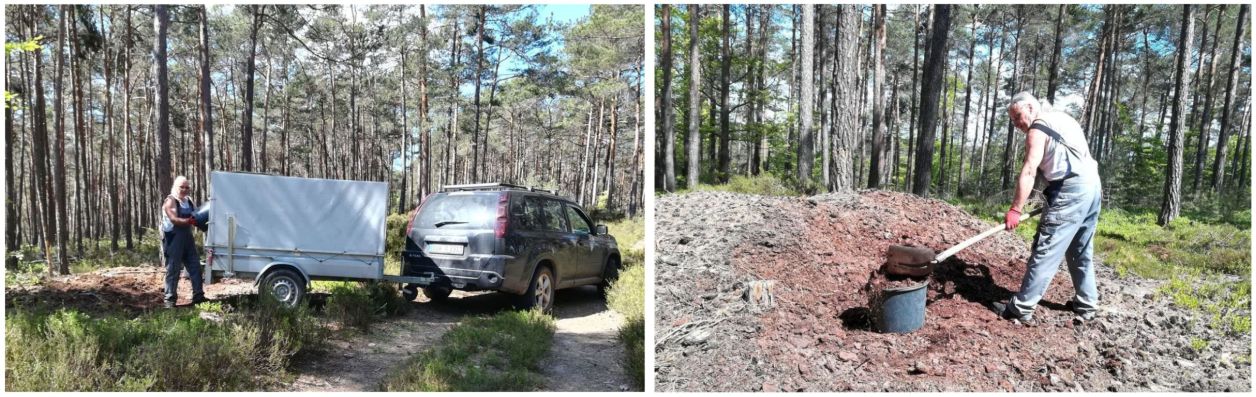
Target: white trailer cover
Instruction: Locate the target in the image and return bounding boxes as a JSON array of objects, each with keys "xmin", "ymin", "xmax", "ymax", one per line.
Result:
[{"xmin": 207, "ymin": 171, "xmax": 388, "ymax": 280}]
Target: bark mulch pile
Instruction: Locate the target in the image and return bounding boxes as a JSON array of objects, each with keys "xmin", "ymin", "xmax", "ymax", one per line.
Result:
[{"xmin": 655, "ymin": 190, "xmax": 1249, "ymax": 392}]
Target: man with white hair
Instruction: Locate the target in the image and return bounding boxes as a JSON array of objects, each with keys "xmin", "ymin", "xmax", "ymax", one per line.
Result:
[{"xmin": 992, "ymin": 92, "xmax": 1102, "ymax": 326}]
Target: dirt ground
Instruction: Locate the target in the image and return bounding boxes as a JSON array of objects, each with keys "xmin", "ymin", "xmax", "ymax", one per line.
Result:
[
  {"xmin": 5, "ymin": 268, "xmax": 630, "ymax": 391},
  {"xmin": 655, "ymin": 190, "xmax": 1251, "ymax": 392}
]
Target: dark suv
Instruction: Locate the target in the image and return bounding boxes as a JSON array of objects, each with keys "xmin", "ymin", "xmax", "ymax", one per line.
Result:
[{"xmin": 400, "ymin": 183, "xmax": 620, "ymax": 312}]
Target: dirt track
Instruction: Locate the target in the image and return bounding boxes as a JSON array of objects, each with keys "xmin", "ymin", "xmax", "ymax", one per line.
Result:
[
  {"xmin": 5, "ymin": 268, "xmax": 629, "ymax": 391},
  {"xmin": 655, "ymin": 191, "xmax": 1251, "ymax": 392}
]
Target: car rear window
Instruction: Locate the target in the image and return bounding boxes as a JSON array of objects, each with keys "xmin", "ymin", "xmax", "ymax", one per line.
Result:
[{"xmin": 414, "ymin": 192, "xmax": 498, "ymax": 230}]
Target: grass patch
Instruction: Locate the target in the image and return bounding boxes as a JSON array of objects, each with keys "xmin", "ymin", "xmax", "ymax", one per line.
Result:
[
  {"xmin": 69, "ymin": 234, "xmax": 163, "ymax": 274},
  {"xmin": 603, "ymin": 215, "xmax": 646, "ymax": 390},
  {"xmin": 5, "ymin": 294, "xmax": 325, "ymax": 391},
  {"xmin": 678, "ymin": 174, "xmax": 799, "ymax": 197},
  {"xmin": 1159, "ymin": 273, "xmax": 1251, "ymax": 336},
  {"xmin": 606, "ymin": 216, "xmax": 645, "ymax": 254},
  {"xmin": 1190, "ymin": 337, "xmax": 1210, "ymax": 352},
  {"xmin": 6, "ymin": 232, "xmax": 164, "ymax": 284},
  {"xmin": 379, "ymin": 310, "xmax": 555, "ymax": 391},
  {"xmin": 606, "ymin": 264, "xmax": 645, "ymax": 390}
]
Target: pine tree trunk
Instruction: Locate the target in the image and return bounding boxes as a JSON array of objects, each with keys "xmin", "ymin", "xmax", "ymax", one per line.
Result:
[
  {"xmin": 71, "ymin": 5, "xmax": 87, "ymax": 254},
  {"xmin": 1159, "ymin": 5, "xmax": 1195, "ymax": 226},
  {"xmin": 1211, "ymin": 4, "xmax": 1247, "ymax": 191},
  {"xmin": 26, "ymin": 7, "xmax": 57, "ymax": 270},
  {"xmin": 911, "ymin": 5, "xmax": 951, "ymax": 197},
  {"xmin": 717, "ymin": 5, "xmax": 732, "ymax": 183},
  {"xmin": 53, "ymin": 5, "xmax": 71, "ymax": 274},
  {"xmin": 1191, "ymin": 6, "xmax": 1224, "ymax": 194},
  {"xmin": 831, "ymin": 5, "xmax": 859, "ymax": 193},
  {"xmin": 240, "ymin": 5, "xmax": 263, "ymax": 172},
  {"xmin": 1046, "ymin": 5, "xmax": 1065, "ymax": 103},
  {"xmin": 419, "ymin": 5, "xmax": 431, "ymax": 199},
  {"xmin": 956, "ymin": 7, "xmax": 978, "ymax": 197},
  {"xmin": 797, "ymin": 5, "xmax": 816, "ymax": 189},
  {"xmin": 687, "ymin": 5, "xmax": 702, "ymax": 188},
  {"xmin": 471, "ymin": 6, "xmax": 486, "ymax": 182},
  {"xmin": 199, "ymin": 5, "xmax": 214, "ymax": 201},
  {"xmin": 1000, "ymin": 8, "xmax": 1024, "ymax": 191},
  {"xmin": 660, "ymin": 5, "xmax": 676, "ymax": 191},
  {"xmin": 905, "ymin": 5, "xmax": 921, "ymax": 191},
  {"xmin": 867, "ymin": 5, "xmax": 888, "ymax": 189}
]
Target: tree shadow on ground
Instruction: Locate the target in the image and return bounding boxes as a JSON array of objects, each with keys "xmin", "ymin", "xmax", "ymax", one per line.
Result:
[{"xmin": 928, "ymin": 258, "xmax": 1068, "ymax": 311}]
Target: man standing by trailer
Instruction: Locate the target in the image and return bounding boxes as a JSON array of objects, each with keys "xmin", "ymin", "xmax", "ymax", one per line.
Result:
[{"xmin": 993, "ymin": 92, "xmax": 1102, "ymax": 326}]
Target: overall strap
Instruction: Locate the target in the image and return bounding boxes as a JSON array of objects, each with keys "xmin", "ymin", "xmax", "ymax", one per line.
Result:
[{"xmin": 1031, "ymin": 120, "xmax": 1084, "ymax": 159}]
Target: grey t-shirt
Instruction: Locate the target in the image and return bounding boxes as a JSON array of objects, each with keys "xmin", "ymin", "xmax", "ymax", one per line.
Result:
[{"xmin": 1033, "ymin": 111, "xmax": 1098, "ymax": 181}]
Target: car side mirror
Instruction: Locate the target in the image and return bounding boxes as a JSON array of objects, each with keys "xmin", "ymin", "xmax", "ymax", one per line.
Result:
[{"xmin": 595, "ymin": 224, "xmax": 609, "ymax": 236}]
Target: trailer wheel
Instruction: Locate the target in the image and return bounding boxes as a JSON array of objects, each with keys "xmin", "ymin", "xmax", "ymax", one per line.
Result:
[
  {"xmin": 401, "ymin": 284, "xmax": 419, "ymax": 301},
  {"xmin": 422, "ymin": 286, "xmax": 452, "ymax": 301},
  {"xmin": 518, "ymin": 266, "xmax": 554, "ymax": 313},
  {"xmin": 262, "ymin": 269, "xmax": 306, "ymax": 307}
]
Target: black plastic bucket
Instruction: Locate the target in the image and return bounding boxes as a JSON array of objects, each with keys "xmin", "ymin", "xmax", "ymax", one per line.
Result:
[
  {"xmin": 875, "ymin": 280, "xmax": 929, "ymax": 333},
  {"xmin": 193, "ymin": 203, "xmax": 211, "ymax": 232}
]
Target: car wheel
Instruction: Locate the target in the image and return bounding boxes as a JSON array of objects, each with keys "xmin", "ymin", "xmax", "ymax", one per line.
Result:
[
  {"xmin": 599, "ymin": 256, "xmax": 621, "ymax": 291},
  {"xmin": 401, "ymin": 284, "xmax": 419, "ymax": 301},
  {"xmin": 262, "ymin": 269, "xmax": 306, "ymax": 307},
  {"xmin": 519, "ymin": 266, "xmax": 555, "ymax": 313},
  {"xmin": 422, "ymin": 286, "xmax": 452, "ymax": 301}
]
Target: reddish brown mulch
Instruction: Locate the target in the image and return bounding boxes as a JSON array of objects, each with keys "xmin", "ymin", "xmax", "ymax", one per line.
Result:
[
  {"xmin": 729, "ymin": 190, "xmax": 1080, "ymax": 391},
  {"xmin": 655, "ymin": 190, "xmax": 1249, "ymax": 392}
]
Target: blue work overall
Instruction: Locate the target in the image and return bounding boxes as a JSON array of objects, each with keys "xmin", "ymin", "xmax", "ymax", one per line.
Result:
[{"xmin": 164, "ymin": 196, "xmax": 204, "ymax": 303}]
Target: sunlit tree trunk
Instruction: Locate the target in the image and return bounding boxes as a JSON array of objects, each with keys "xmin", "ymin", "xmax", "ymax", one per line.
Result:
[{"xmin": 1159, "ymin": 5, "xmax": 1195, "ymax": 226}]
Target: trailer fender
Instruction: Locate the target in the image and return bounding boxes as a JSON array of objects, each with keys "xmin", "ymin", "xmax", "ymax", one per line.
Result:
[{"xmin": 254, "ymin": 262, "xmax": 311, "ymax": 288}]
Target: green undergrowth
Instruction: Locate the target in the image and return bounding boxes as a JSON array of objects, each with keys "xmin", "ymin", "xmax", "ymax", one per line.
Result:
[
  {"xmin": 379, "ymin": 310, "xmax": 555, "ymax": 391},
  {"xmin": 6, "ymin": 232, "xmax": 163, "ymax": 285},
  {"xmin": 312, "ymin": 281, "xmax": 410, "ymax": 331},
  {"xmin": 948, "ymin": 197, "xmax": 1250, "ymax": 336},
  {"xmin": 607, "ymin": 264, "xmax": 645, "ymax": 390},
  {"xmin": 603, "ymin": 216, "xmax": 645, "ymax": 390},
  {"xmin": 5, "ymin": 295, "xmax": 325, "ymax": 391},
  {"xmin": 674, "ymin": 174, "xmax": 800, "ymax": 197}
]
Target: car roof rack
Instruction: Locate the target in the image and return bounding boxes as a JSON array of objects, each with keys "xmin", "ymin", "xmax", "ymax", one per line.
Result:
[{"xmin": 441, "ymin": 183, "xmax": 558, "ymax": 195}]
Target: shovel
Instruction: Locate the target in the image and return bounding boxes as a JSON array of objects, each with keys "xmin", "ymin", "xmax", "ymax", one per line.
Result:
[{"xmin": 885, "ymin": 207, "xmax": 1043, "ymax": 277}]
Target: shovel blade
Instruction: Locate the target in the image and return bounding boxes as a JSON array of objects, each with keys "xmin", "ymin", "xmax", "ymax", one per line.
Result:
[
  {"xmin": 886, "ymin": 245, "xmax": 936, "ymax": 267},
  {"xmin": 884, "ymin": 245, "xmax": 936, "ymax": 277}
]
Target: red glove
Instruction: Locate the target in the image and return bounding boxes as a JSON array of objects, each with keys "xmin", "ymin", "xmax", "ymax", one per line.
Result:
[
  {"xmin": 187, "ymin": 217, "xmax": 197, "ymax": 227},
  {"xmin": 1004, "ymin": 208, "xmax": 1022, "ymax": 230}
]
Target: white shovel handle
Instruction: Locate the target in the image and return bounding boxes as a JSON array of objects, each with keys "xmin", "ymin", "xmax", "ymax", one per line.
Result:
[{"xmin": 934, "ymin": 207, "xmax": 1042, "ymax": 262}]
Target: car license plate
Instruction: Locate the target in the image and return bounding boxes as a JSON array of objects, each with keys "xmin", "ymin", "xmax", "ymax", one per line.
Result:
[{"xmin": 426, "ymin": 243, "xmax": 464, "ymax": 256}]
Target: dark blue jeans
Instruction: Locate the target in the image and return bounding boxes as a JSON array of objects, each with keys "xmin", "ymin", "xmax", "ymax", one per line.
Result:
[
  {"xmin": 1009, "ymin": 174, "xmax": 1102, "ymax": 319},
  {"xmin": 164, "ymin": 235, "xmax": 204, "ymax": 303}
]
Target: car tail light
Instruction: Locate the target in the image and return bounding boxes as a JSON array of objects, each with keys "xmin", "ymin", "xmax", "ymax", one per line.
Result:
[{"xmin": 495, "ymin": 192, "xmax": 510, "ymax": 238}]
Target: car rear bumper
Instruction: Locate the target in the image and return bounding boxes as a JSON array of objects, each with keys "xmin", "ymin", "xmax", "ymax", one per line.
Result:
[{"xmin": 402, "ymin": 252, "xmax": 524, "ymax": 294}]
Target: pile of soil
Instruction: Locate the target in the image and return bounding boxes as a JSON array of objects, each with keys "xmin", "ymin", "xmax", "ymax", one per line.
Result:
[
  {"xmin": 655, "ymin": 191, "xmax": 1250, "ymax": 392},
  {"xmin": 6, "ymin": 266, "xmax": 253, "ymax": 313}
]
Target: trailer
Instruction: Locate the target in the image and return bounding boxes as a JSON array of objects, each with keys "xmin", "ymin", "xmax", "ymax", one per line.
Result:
[{"xmin": 204, "ymin": 171, "xmax": 428, "ymax": 305}]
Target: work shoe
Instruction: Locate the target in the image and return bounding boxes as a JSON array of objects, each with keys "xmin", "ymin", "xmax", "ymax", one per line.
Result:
[
  {"xmin": 191, "ymin": 296, "xmax": 208, "ymax": 305},
  {"xmin": 991, "ymin": 301, "xmax": 1038, "ymax": 327},
  {"xmin": 1072, "ymin": 311, "xmax": 1096, "ymax": 325}
]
